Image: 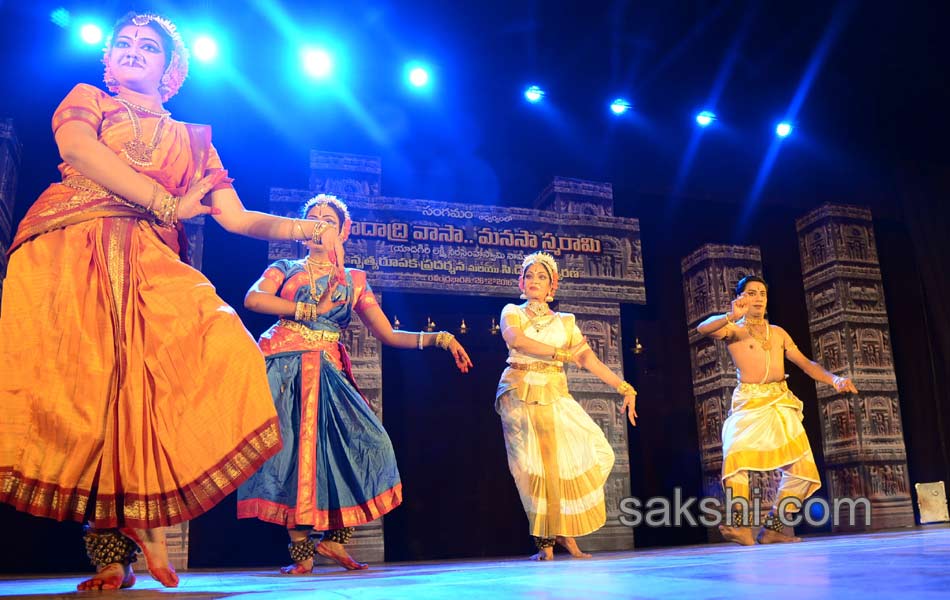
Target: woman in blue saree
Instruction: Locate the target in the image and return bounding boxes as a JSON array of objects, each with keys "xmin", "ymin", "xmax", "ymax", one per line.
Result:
[{"xmin": 237, "ymin": 194, "xmax": 473, "ymax": 573}]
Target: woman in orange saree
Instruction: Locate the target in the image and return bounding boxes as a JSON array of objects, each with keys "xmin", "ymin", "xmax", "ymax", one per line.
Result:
[{"xmin": 0, "ymin": 12, "xmax": 338, "ymax": 591}]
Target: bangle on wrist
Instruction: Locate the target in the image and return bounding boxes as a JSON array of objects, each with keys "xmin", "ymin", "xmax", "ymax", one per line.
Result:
[
  {"xmin": 293, "ymin": 219, "xmax": 307, "ymax": 241},
  {"xmin": 417, "ymin": 331, "xmax": 425, "ymax": 350},
  {"xmin": 295, "ymin": 301, "xmax": 317, "ymax": 322},
  {"xmin": 146, "ymin": 185, "xmax": 162, "ymax": 211},
  {"xmin": 152, "ymin": 192, "xmax": 180, "ymax": 226},
  {"xmin": 435, "ymin": 331, "xmax": 455, "ymax": 350},
  {"xmin": 616, "ymin": 381, "xmax": 636, "ymax": 396},
  {"xmin": 311, "ymin": 221, "xmax": 330, "ymax": 245}
]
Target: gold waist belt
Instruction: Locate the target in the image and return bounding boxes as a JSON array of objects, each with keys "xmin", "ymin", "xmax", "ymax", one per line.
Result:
[
  {"xmin": 507, "ymin": 361, "xmax": 563, "ymax": 373},
  {"xmin": 278, "ymin": 319, "xmax": 341, "ymax": 343}
]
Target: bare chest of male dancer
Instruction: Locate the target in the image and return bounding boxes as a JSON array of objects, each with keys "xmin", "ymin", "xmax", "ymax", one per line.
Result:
[{"xmin": 724, "ymin": 323, "xmax": 787, "ymax": 384}]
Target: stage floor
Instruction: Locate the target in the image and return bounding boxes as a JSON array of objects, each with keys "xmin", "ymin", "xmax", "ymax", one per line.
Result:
[{"xmin": 2, "ymin": 527, "xmax": 948, "ymax": 599}]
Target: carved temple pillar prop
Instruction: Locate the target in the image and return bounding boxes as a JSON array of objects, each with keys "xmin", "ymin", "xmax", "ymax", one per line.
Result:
[{"xmin": 796, "ymin": 203, "xmax": 914, "ymax": 530}]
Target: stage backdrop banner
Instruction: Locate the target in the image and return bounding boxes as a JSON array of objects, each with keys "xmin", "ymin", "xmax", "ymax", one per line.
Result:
[{"xmin": 269, "ymin": 192, "xmax": 645, "ymax": 303}]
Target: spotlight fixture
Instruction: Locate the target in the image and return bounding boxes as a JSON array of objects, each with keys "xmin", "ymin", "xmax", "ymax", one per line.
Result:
[
  {"xmin": 695, "ymin": 111, "xmax": 716, "ymax": 127},
  {"xmin": 610, "ymin": 98, "xmax": 632, "ymax": 115},
  {"xmin": 775, "ymin": 122, "xmax": 793, "ymax": 138},
  {"xmin": 524, "ymin": 85, "xmax": 545, "ymax": 103}
]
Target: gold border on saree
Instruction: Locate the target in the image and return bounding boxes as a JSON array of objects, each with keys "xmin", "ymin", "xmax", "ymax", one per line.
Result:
[
  {"xmin": 278, "ymin": 319, "xmax": 342, "ymax": 343},
  {"xmin": 508, "ymin": 361, "xmax": 563, "ymax": 374},
  {"xmin": 62, "ymin": 175, "xmax": 152, "ymax": 215}
]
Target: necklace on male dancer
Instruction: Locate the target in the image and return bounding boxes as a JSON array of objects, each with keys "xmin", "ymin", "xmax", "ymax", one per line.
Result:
[{"xmin": 742, "ymin": 317, "xmax": 771, "ymax": 351}]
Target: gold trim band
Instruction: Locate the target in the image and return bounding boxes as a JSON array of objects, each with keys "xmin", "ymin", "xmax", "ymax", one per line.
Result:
[
  {"xmin": 508, "ymin": 361, "xmax": 563, "ymax": 374},
  {"xmin": 278, "ymin": 319, "xmax": 341, "ymax": 343}
]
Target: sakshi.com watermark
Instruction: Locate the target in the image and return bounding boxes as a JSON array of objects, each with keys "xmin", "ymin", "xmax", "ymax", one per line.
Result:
[{"xmin": 617, "ymin": 487, "xmax": 872, "ymax": 528}]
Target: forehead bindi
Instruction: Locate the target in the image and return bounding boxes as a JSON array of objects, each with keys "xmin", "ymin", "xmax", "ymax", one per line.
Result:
[
  {"xmin": 117, "ymin": 26, "xmax": 163, "ymax": 48},
  {"xmin": 744, "ymin": 283, "xmax": 767, "ymax": 295},
  {"xmin": 308, "ymin": 206, "xmax": 339, "ymax": 222}
]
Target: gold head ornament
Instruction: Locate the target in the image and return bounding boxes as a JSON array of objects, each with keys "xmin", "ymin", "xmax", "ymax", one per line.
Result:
[
  {"xmin": 520, "ymin": 251, "xmax": 558, "ymax": 278},
  {"xmin": 301, "ymin": 194, "xmax": 351, "ymax": 222},
  {"xmin": 519, "ymin": 251, "xmax": 559, "ymax": 301},
  {"xmin": 301, "ymin": 194, "xmax": 352, "ymax": 241}
]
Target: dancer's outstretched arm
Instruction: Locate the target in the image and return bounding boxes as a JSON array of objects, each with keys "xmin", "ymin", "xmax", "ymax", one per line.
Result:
[
  {"xmin": 358, "ymin": 303, "xmax": 473, "ymax": 373},
  {"xmin": 779, "ymin": 327, "xmax": 858, "ymax": 393}
]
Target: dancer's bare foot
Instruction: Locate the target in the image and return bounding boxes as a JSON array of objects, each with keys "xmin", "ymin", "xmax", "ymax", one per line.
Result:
[
  {"xmin": 757, "ymin": 527, "xmax": 802, "ymax": 544},
  {"xmin": 316, "ymin": 540, "xmax": 368, "ymax": 570},
  {"xmin": 119, "ymin": 528, "xmax": 178, "ymax": 587},
  {"xmin": 528, "ymin": 546, "xmax": 554, "ymax": 561},
  {"xmin": 76, "ymin": 563, "xmax": 135, "ymax": 591},
  {"xmin": 555, "ymin": 536, "xmax": 592, "ymax": 558},
  {"xmin": 719, "ymin": 525, "xmax": 756, "ymax": 546},
  {"xmin": 281, "ymin": 531, "xmax": 315, "ymax": 574},
  {"xmin": 280, "ymin": 559, "xmax": 313, "ymax": 575}
]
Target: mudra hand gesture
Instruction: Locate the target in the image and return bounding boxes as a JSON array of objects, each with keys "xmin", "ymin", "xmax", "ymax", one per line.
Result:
[
  {"xmin": 620, "ymin": 391, "xmax": 638, "ymax": 427},
  {"xmin": 302, "ymin": 220, "xmax": 347, "ymax": 286},
  {"xmin": 728, "ymin": 293, "xmax": 750, "ymax": 321},
  {"xmin": 311, "ymin": 278, "xmax": 346, "ymax": 317},
  {"xmin": 177, "ymin": 171, "xmax": 227, "ymax": 221},
  {"xmin": 447, "ymin": 338, "xmax": 473, "ymax": 374},
  {"xmin": 832, "ymin": 375, "xmax": 859, "ymax": 394}
]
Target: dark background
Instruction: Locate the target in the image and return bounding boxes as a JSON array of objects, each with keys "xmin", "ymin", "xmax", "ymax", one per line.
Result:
[{"xmin": 1, "ymin": 0, "xmax": 948, "ymax": 570}]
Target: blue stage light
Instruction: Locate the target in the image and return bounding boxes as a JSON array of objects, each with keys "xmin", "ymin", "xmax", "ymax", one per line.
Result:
[
  {"xmin": 193, "ymin": 35, "xmax": 219, "ymax": 63},
  {"xmin": 696, "ymin": 110, "xmax": 716, "ymax": 127},
  {"xmin": 524, "ymin": 85, "xmax": 545, "ymax": 103},
  {"xmin": 776, "ymin": 122, "xmax": 793, "ymax": 137},
  {"xmin": 302, "ymin": 48, "xmax": 333, "ymax": 79},
  {"xmin": 50, "ymin": 8, "xmax": 71, "ymax": 28},
  {"xmin": 79, "ymin": 23, "xmax": 103, "ymax": 45},
  {"xmin": 408, "ymin": 66, "xmax": 429, "ymax": 88},
  {"xmin": 610, "ymin": 98, "xmax": 631, "ymax": 115}
]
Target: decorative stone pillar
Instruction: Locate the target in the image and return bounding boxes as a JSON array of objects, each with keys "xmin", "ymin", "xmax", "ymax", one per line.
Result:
[
  {"xmin": 561, "ymin": 300, "xmax": 632, "ymax": 550},
  {"xmin": 681, "ymin": 245, "xmax": 779, "ymax": 534},
  {"xmin": 309, "ymin": 150, "xmax": 382, "ymax": 198},
  {"xmin": 534, "ymin": 177, "xmax": 637, "ymax": 551},
  {"xmin": 796, "ymin": 203, "xmax": 914, "ymax": 530}
]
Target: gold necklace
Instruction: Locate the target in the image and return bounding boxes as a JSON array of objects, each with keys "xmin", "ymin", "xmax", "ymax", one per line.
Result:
[
  {"xmin": 115, "ymin": 96, "xmax": 169, "ymax": 117},
  {"xmin": 526, "ymin": 301, "xmax": 549, "ymax": 316},
  {"xmin": 525, "ymin": 302, "xmax": 556, "ymax": 333},
  {"xmin": 306, "ymin": 257, "xmax": 334, "ymax": 269},
  {"xmin": 304, "ymin": 260, "xmax": 323, "ymax": 302},
  {"xmin": 304, "ymin": 259, "xmax": 341, "ymax": 303},
  {"xmin": 742, "ymin": 317, "xmax": 771, "ymax": 351},
  {"xmin": 115, "ymin": 97, "xmax": 169, "ymax": 167}
]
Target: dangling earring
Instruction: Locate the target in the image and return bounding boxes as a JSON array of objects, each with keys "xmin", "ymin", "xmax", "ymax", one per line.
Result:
[
  {"xmin": 545, "ymin": 295, "xmax": 554, "ymax": 303},
  {"xmin": 519, "ymin": 293, "xmax": 527, "ymax": 300},
  {"xmin": 158, "ymin": 71, "xmax": 172, "ymax": 101},
  {"xmin": 103, "ymin": 64, "xmax": 119, "ymax": 91}
]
